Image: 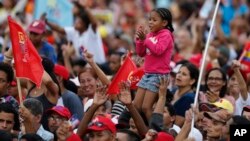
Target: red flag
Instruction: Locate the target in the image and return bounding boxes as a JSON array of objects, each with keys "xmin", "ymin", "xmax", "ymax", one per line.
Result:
[
  {"xmin": 128, "ymin": 67, "xmax": 144, "ymax": 90},
  {"xmin": 107, "ymin": 55, "xmax": 137, "ymax": 94},
  {"xmin": 8, "ymin": 16, "xmax": 44, "ymax": 87}
]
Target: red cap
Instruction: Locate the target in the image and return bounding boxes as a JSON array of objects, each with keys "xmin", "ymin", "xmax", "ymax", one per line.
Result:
[
  {"xmin": 87, "ymin": 116, "xmax": 116, "ymax": 134},
  {"xmin": 46, "ymin": 106, "xmax": 71, "ymax": 119},
  {"xmin": 155, "ymin": 132, "xmax": 174, "ymax": 141},
  {"xmin": 54, "ymin": 64, "xmax": 70, "ymax": 80},
  {"xmin": 28, "ymin": 20, "xmax": 46, "ymax": 34}
]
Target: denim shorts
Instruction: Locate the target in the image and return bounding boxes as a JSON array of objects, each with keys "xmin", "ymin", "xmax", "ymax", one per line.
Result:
[{"xmin": 137, "ymin": 73, "xmax": 169, "ymax": 93}]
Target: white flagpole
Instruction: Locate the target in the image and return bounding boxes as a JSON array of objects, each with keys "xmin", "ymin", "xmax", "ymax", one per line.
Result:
[
  {"xmin": 191, "ymin": 0, "xmax": 221, "ymax": 130},
  {"xmin": 17, "ymin": 78, "xmax": 23, "ymax": 104}
]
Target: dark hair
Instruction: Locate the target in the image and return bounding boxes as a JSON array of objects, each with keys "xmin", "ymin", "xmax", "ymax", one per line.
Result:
[
  {"xmin": 64, "ymin": 80, "xmax": 78, "ymax": 94},
  {"xmin": 152, "ymin": 8, "xmax": 174, "ymax": 32},
  {"xmin": 42, "ymin": 57, "xmax": 61, "ymax": 96},
  {"xmin": 23, "ymin": 98, "xmax": 43, "ymax": 116},
  {"xmin": 205, "ymin": 68, "xmax": 227, "ymax": 98},
  {"xmin": 0, "ymin": 62, "xmax": 13, "ymax": 83},
  {"xmin": 0, "ymin": 130, "xmax": 12, "ymax": 141},
  {"xmin": 0, "ymin": 103, "xmax": 20, "ymax": 131},
  {"xmin": 232, "ymin": 116, "xmax": 250, "ymax": 125},
  {"xmin": 180, "ymin": 62, "xmax": 199, "ymax": 88},
  {"xmin": 21, "ymin": 133, "xmax": 43, "ymax": 141},
  {"xmin": 117, "ymin": 129, "xmax": 141, "ymax": 141},
  {"xmin": 77, "ymin": 10, "xmax": 91, "ymax": 28},
  {"xmin": 165, "ymin": 103, "xmax": 176, "ymax": 116}
]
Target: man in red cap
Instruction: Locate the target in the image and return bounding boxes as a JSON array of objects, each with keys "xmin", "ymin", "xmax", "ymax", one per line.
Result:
[
  {"xmin": 28, "ymin": 19, "xmax": 57, "ymax": 63},
  {"xmin": 47, "ymin": 106, "xmax": 71, "ymax": 133},
  {"xmin": 86, "ymin": 115, "xmax": 116, "ymax": 141}
]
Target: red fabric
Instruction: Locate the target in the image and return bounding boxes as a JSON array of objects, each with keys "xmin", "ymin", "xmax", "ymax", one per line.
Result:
[
  {"xmin": 128, "ymin": 67, "xmax": 144, "ymax": 90},
  {"xmin": 8, "ymin": 16, "xmax": 44, "ymax": 87},
  {"xmin": 66, "ymin": 133, "xmax": 82, "ymax": 141},
  {"xmin": 107, "ymin": 55, "xmax": 137, "ymax": 94}
]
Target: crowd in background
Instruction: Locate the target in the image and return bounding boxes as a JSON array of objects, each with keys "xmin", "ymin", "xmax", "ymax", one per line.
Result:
[{"xmin": 0, "ymin": 0, "xmax": 250, "ymax": 141}]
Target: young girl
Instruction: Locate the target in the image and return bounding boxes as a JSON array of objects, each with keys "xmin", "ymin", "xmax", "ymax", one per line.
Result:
[{"xmin": 134, "ymin": 8, "xmax": 174, "ymax": 120}]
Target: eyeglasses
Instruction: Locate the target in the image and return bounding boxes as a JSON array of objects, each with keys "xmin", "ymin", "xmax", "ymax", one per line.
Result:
[
  {"xmin": 207, "ymin": 77, "xmax": 223, "ymax": 81},
  {"xmin": 48, "ymin": 116, "xmax": 66, "ymax": 122},
  {"xmin": 88, "ymin": 121, "xmax": 105, "ymax": 127}
]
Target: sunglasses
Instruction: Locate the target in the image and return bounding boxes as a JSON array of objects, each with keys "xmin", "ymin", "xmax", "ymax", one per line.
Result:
[{"xmin": 88, "ymin": 121, "xmax": 105, "ymax": 127}]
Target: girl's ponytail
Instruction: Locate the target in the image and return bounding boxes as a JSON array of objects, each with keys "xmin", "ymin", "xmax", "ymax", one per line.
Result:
[
  {"xmin": 154, "ymin": 8, "xmax": 174, "ymax": 33},
  {"xmin": 167, "ymin": 23, "xmax": 174, "ymax": 33}
]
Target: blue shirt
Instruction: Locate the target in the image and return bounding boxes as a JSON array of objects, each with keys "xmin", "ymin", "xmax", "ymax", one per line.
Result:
[
  {"xmin": 173, "ymin": 92, "xmax": 195, "ymax": 117},
  {"xmin": 39, "ymin": 41, "xmax": 57, "ymax": 63},
  {"xmin": 220, "ymin": 4, "xmax": 248, "ymax": 36}
]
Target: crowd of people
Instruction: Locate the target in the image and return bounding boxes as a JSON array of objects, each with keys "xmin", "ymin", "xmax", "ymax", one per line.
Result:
[{"xmin": 0, "ymin": 0, "xmax": 250, "ymax": 141}]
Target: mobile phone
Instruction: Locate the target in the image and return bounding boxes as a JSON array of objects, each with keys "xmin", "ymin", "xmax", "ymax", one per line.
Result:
[{"xmin": 68, "ymin": 114, "xmax": 80, "ymax": 129}]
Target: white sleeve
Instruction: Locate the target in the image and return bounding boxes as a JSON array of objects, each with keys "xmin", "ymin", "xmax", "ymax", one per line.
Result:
[{"xmin": 64, "ymin": 27, "xmax": 76, "ymax": 41}]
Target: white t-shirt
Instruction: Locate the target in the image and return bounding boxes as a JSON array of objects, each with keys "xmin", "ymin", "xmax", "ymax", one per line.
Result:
[
  {"xmin": 234, "ymin": 93, "xmax": 250, "ymax": 115},
  {"xmin": 64, "ymin": 25, "xmax": 106, "ymax": 64}
]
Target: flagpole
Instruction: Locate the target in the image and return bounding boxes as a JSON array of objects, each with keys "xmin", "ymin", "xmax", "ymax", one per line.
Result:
[
  {"xmin": 191, "ymin": 0, "xmax": 221, "ymax": 131},
  {"xmin": 16, "ymin": 78, "xmax": 23, "ymax": 104}
]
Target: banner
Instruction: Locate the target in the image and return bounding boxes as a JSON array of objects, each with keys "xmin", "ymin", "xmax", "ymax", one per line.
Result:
[{"xmin": 34, "ymin": 0, "xmax": 73, "ymax": 27}]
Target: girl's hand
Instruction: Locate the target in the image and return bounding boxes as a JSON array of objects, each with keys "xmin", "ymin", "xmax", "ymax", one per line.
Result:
[
  {"xmin": 118, "ymin": 81, "xmax": 132, "ymax": 105},
  {"xmin": 136, "ymin": 26, "xmax": 146, "ymax": 40},
  {"xmin": 158, "ymin": 75, "xmax": 170, "ymax": 98},
  {"xmin": 93, "ymin": 84, "xmax": 109, "ymax": 106}
]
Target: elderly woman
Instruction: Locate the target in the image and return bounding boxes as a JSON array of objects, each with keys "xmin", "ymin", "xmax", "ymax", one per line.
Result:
[{"xmin": 200, "ymin": 68, "xmax": 235, "ymax": 112}]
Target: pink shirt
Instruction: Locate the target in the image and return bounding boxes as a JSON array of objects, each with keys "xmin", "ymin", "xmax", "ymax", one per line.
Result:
[{"xmin": 135, "ymin": 29, "xmax": 174, "ymax": 74}]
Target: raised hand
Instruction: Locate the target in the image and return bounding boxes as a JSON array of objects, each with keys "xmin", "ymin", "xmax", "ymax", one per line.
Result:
[
  {"xmin": 56, "ymin": 121, "xmax": 72, "ymax": 141},
  {"xmin": 231, "ymin": 60, "xmax": 241, "ymax": 70},
  {"xmin": 93, "ymin": 84, "xmax": 108, "ymax": 106},
  {"xmin": 62, "ymin": 43, "xmax": 75, "ymax": 58},
  {"xmin": 143, "ymin": 129, "xmax": 158, "ymax": 141},
  {"xmin": 136, "ymin": 26, "xmax": 146, "ymax": 40},
  {"xmin": 83, "ymin": 49, "xmax": 94, "ymax": 64},
  {"xmin": 118, "ymin": 81, "xmax": 132, "ymax": 105},
  {"xmin": 158, "ymin": 75, "xmax": 170, "ymax": 98}
]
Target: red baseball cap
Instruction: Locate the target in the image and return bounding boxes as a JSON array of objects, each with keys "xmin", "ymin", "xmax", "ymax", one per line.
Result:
[
  {"xmin": 155, "ymin": 132, "xmax": 174, "ymax": 141},
  {"xmin": 87, "ymin": 116, "xmax": 116, "ymax": 134},
  {"xmin": 46, "ymin": 106, "xmax": 71, "ymax": 119},
  {"xmin": 28, "ymin": 20, "xmax": 46, "ymax": 34},
  {"xmin": 54, "ymin": 64, "xmax": 70, "ymax": 80}
]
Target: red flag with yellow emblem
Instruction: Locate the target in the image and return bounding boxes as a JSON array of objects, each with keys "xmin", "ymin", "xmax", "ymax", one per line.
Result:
[
  {"xmin": 107, "ymin": 54, "xmax": 137, "ymax": 94},
  {"xmin": 8, "ymin": 16, "xmax": 44, "ymax": 87}
]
